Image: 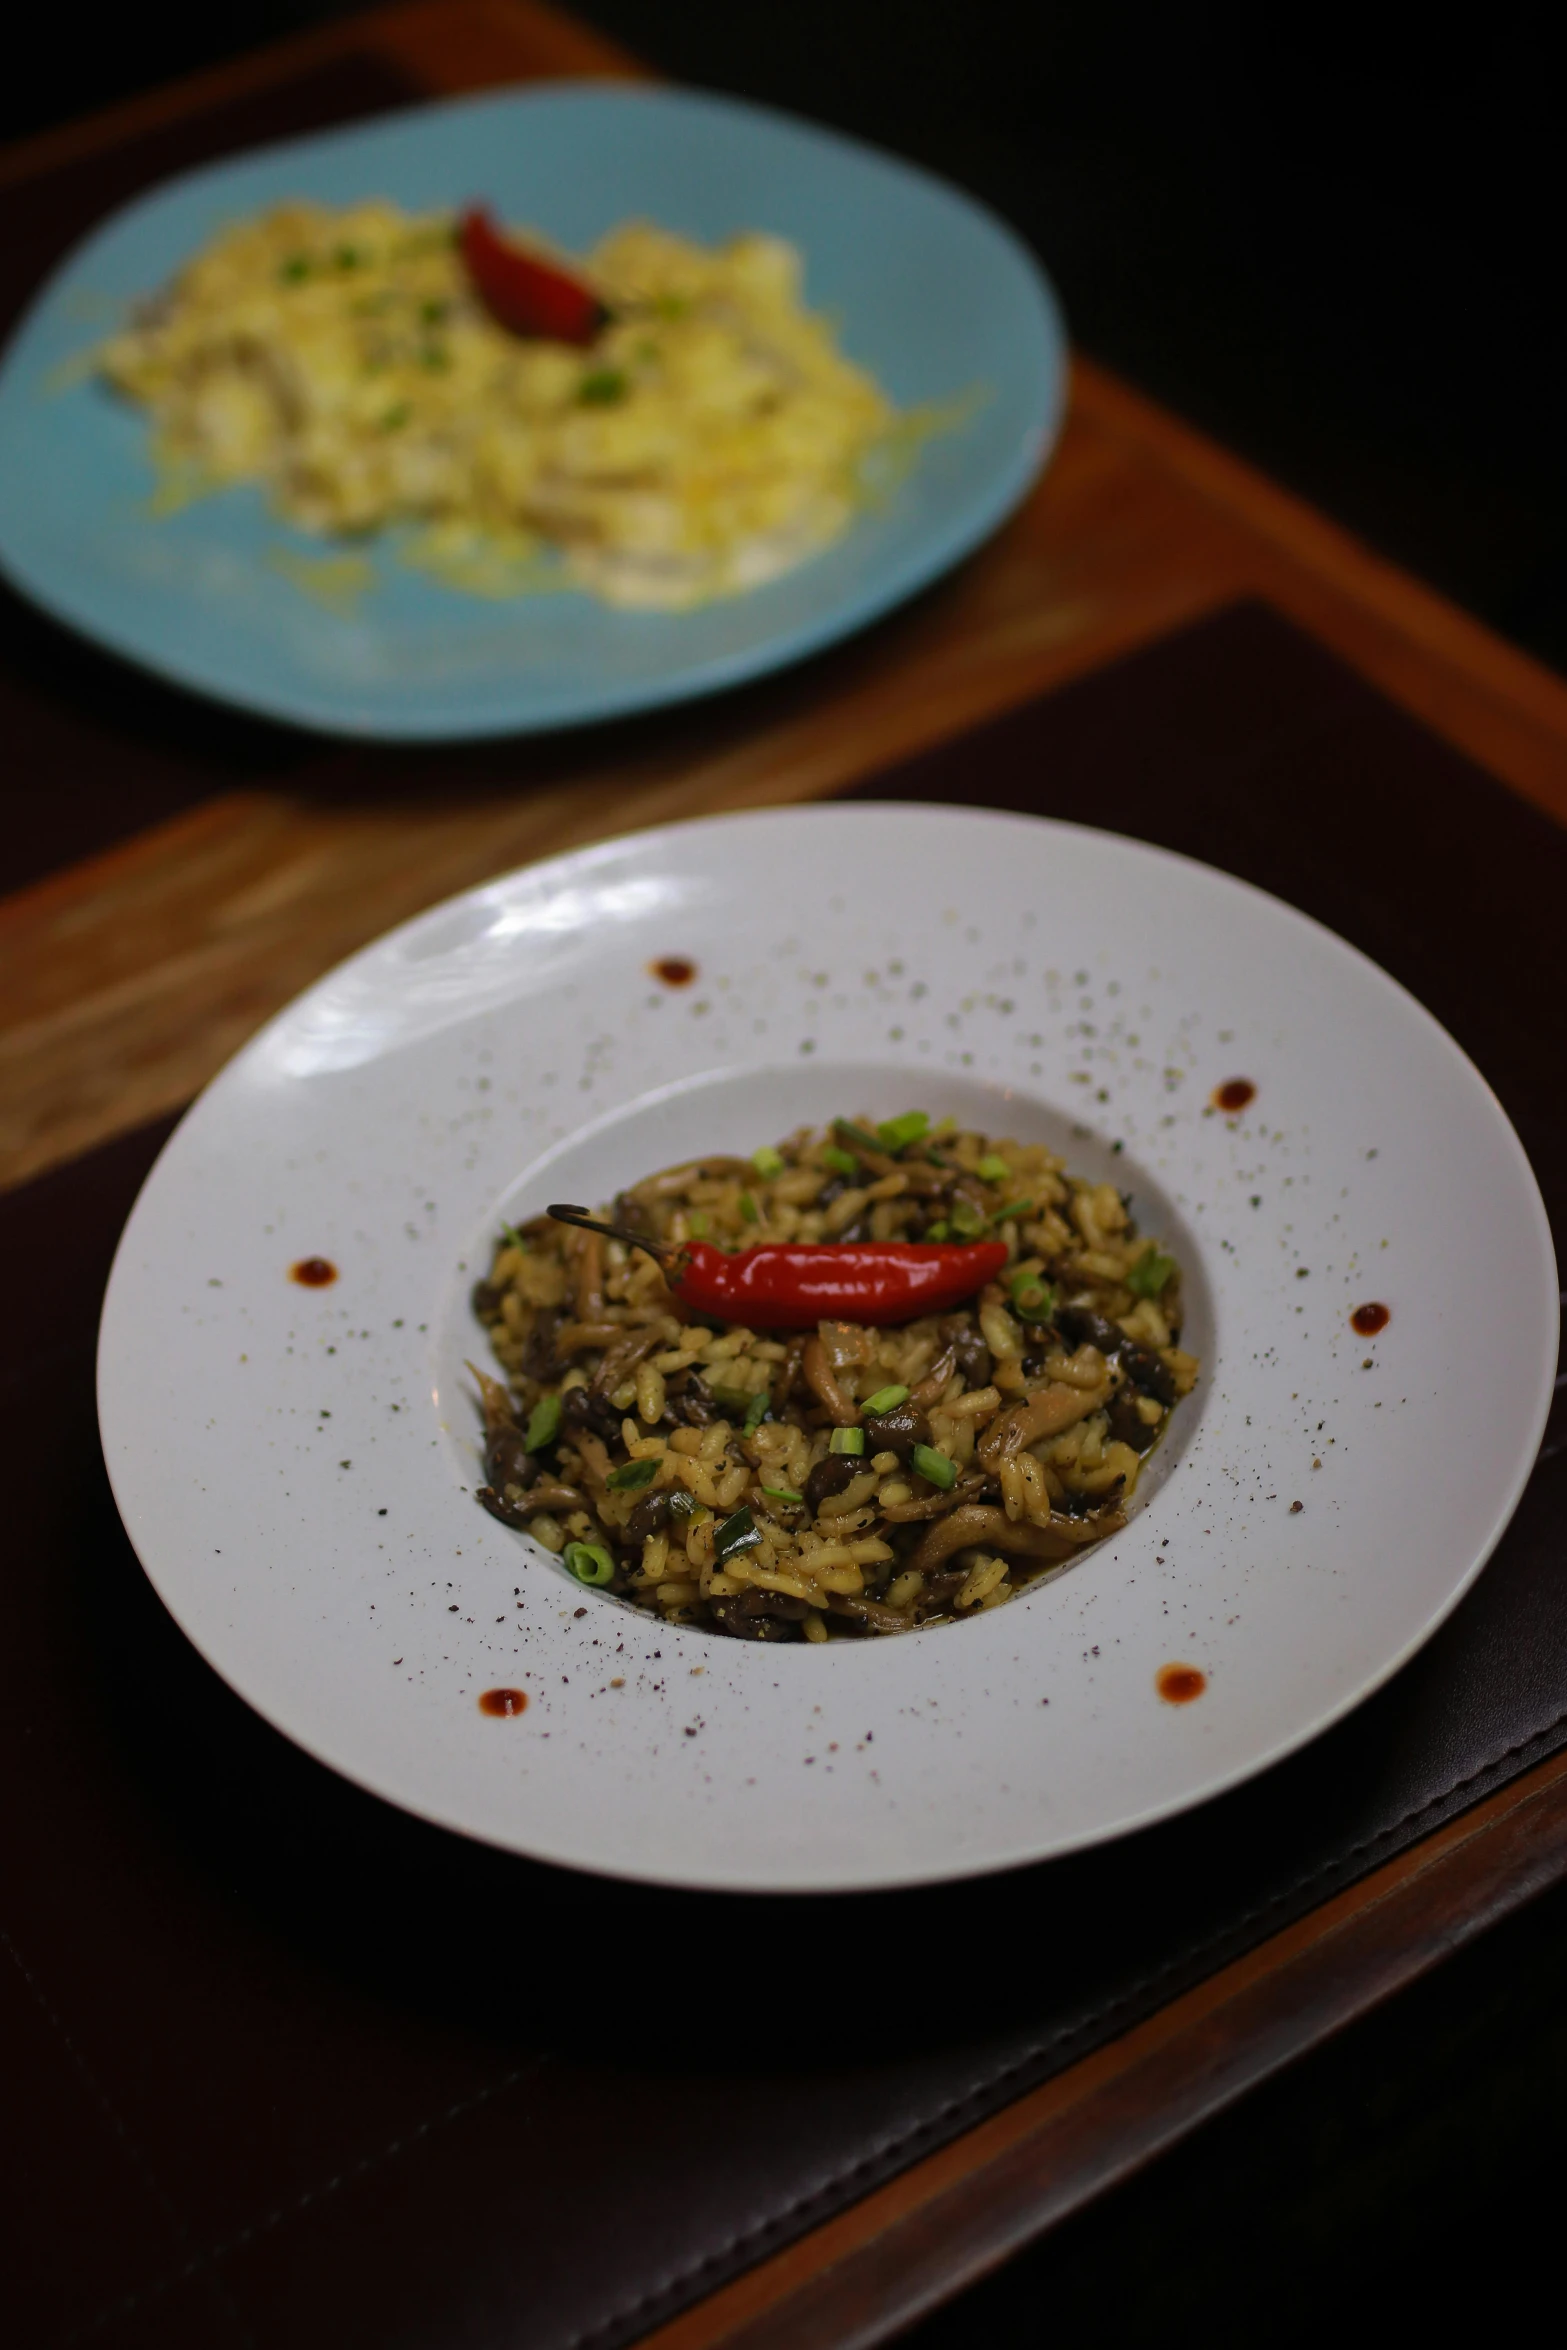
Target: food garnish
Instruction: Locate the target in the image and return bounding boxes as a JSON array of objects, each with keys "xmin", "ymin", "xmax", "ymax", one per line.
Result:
[
  {"xmin": 457, "ymin": 205, "xmax": 609, "ymax": 344},
  {"xmin": 471, "ymin": 1115, "xmax": 1200, "ymax": 1642},
  {"xmin": 546, "ymin": 1201, "xmax": 1010, "ymax": 1331}
]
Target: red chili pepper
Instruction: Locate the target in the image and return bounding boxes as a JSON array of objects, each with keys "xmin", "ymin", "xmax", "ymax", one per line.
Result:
[
  {"xmin": 548, "ymin": 1206, "xmax": 1007, "ymax": 1331},
  {"xmin": 458, "ymin": 206, "xmax": 608, "ymax": 345}
]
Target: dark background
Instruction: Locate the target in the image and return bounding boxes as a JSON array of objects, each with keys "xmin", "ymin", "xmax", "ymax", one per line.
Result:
[
  {"xmin": 7, "ymin": 0, "xmax": 1563, "ymax": 673},
  {"xmin": 6, "ymin": 4, "xmax": 1565, "ymax": 2343}
]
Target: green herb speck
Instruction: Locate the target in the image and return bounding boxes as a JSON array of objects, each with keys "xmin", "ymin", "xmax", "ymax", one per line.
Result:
[
  {"xmin": 715, "ymin": 1505, "xmax": 760, "ymax": 1564},
  {"xmin": 524, "ymin": 1393, "xmax": 562, "ymax": 1451},
  {"xmin": 577, "ymin": 367, "xmax": 628, "ymax": 405},
  {"xmin": 910, "ymin": 1443, "xmax": 957, "ymax": 1491},
  {"xmin": 606, "ymin": 1455, "xmax": 659, "ymax": 1491},
  {"xmin": 1128, "ymin": 1246, "xmax": 1177, "ymax": 1298}
]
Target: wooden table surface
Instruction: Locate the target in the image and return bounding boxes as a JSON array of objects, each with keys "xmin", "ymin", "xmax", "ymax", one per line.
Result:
[
  {"xmin": 7, "ymin": 0, "xmax": 1567, "ymax": 1203},
  {"xmin": 5, "ymin": 6, "xmax": 1567, "ymax": 2345}
]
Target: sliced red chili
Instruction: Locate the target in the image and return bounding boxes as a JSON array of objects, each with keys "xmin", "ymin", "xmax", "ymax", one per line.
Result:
[
  {"xmin": 458, "ymin": 206, "xmax": 608, "ymax": 345},
  {"xmin": 546, "ymin": 1206, "xmax": 1007, "ymax": 1331}
]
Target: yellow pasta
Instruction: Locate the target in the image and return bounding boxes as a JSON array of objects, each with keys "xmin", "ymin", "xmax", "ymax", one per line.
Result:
[{"xmin": 100, "ymin": 205, "xmax": 895, "ymax": 609}]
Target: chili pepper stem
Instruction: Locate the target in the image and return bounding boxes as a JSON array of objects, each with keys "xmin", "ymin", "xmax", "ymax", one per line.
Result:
[{"xmin": 547, "ymin": 1203, "xmax": 678, "ymax": 1270}]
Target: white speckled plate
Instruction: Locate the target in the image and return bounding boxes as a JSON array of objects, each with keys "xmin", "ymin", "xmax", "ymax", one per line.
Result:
[{"xmin": 98, "ymin": 806, "xmax": 1557, "ymax": 1890}]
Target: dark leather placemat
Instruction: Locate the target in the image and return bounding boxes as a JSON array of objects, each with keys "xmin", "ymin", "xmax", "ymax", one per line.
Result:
[{"xmin": 4, "ymin": 603, "xmax": 1562, "ymax": 2350}]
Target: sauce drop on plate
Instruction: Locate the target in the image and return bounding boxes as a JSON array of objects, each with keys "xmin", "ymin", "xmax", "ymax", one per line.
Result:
[
  {"xmin": 289, "ymin": 1256, "xmax": 338, "ymax": 1287},
  {"xmin": 1351, "ymin": 1301, "xmax": 1390, "ymax": 1336},
  {"xmin": 478, "ymin": 1687, "xmax": 528, "ymax": 1717},
  {"xmin": 650, "ymin": 956, "xmax": 697, "ymax": 986},
  {"xmin": 1157, "ymin": 1663, "xmax": 1206, "ymax": 1704},
  {"xmin": 1211, "ymin": 1077, "xmax": 1256, "ymax": 1112}
]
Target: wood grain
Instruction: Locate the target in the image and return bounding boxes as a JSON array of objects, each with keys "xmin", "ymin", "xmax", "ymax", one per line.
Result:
[
  {"xmin": 634, "ymin": 1744, "xmax": 1567, "ymax": 2350},
  {"xmin": 6, "ymin": 328, "xmax": 1567, "ymax": 1192},
  {"xmin": 3, "ymin": 1, "xmax": 1566, "ymax": 1196}
]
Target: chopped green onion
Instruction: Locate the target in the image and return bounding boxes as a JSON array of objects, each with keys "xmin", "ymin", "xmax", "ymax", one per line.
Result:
[
  {"xmin": 668, "ymin": 1490, "xmax": 698, "ymax": 1522},
  {"xmin": 833, "ymin": 1118, "xmax": 883, "ymax": 1158},
  {"xmin": 1128, "ymin": 1247, "xmax": 1178, "ymax": 1299},
  {"xmin": 524, "ymin": 1393, "xmax": 562, "ymax": 1451},
  {"xmin": 751, "ymin": 1144, "xmax": 785, "ymax": 1178},
  {"xmin": 420, "ymin": 297, "xmax": 450, "ymax": 325},
  {"xmin": 498, "ymin": 1220, "xmax": 526, "ymax": 1253},
  {"xmin": 910, "ymin": 1444, "xmax": 957, "ymax": 1490},
  {"xmin": 606, "ymin": 1455, "xmax": 658, "ymax": 1491},
  {"xmin": 742, "ymin": 1391, "xmax": 770, "ymax": 1436},
  {"xmin": 714, "ymin": 1505, "xmax": 761, "ymax": 1564},
  {"xmin": 708, "ymin": 1385, "xmax": 751, "ymax": 1418},
  {"xmin": 577, "ymin": 366, "xmax": 628, "ymax": 405},
  {"xmin": 821, "ymin": 1145, "xmax": 858, "ymax": 1178},
  {"xmin": 739, "ymin": 1190, "xmax": 759, "ymax": 1224},
  {"xmin": 862, "ymin": 1384, "xmax": 911, "ymax": 1415},
  {"xmin": 932, "ymin": 1116, "xmax": 957, "ymax": 1136},
  {"xmin": 877, "ymin": 1111, "xmax": 930, "ymax": 1153},
  {"xmin": 949, "ymin": 1198, "xmax": 986, "ymax": 1239},
  {"xmin": 829, "ymin": 1426, "xmax": 866, "ymax": 1456},
  {"xmin": 563, "ymin": 1540, "xmax": 615, "ymax": 1585},
  {"xmin": 1009, "ymin": 1272, "xmax": 1057, "ymax": 1322},
  {"xmin": 687, "ymin": 1210, "xmax": 710, "ymax": 1238},
  {"xmin": 279, "ymin": 254, "xmax": 312, "ymax": 284},
  {"xmin": 924, "ymin": 1220, "xmax": 951, "ymax": 1242},
  {"xmin": 761, "ymin": 1485, "xmax": 803, "ymax": 1505},
  {"xmin": 977, "ymin": 1153, "xmax": 1011, "ymax": 1182},
  {"xmin": 334, "ymin": 244, "xmax": 362, "ymax": 270},
  {"xmin": 990, "ymin": 1199, "xmax": 1035, "ymax": 1226}
]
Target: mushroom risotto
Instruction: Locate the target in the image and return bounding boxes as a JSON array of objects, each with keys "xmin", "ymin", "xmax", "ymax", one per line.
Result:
[{"xmin": 471, "ymin": 1113, "xmax": 1198, "ymax": 1639}]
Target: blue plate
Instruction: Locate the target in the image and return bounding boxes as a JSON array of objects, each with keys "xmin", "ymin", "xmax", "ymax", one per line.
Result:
[{"xmin": 0, "ymin": 83, "xmax": 1065, "ymax": 740}]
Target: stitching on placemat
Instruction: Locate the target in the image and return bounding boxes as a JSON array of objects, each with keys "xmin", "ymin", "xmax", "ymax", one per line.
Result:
[
  {"xmin": 66, "ymin": 2055, "xmax": 550, "ymax": 2344},
  {"xmin": 67, "ymin": 1703, "xmax": 1567, "ymax": 2350},
  {"xmin": 554, "ymin": 1703, "xmax": 1567, "ymax": 2350},
  {"xmin": 3, "ymin": 1925, "xmax": 190, "ymax": 2235}
]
